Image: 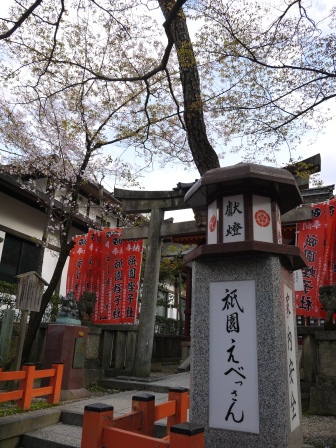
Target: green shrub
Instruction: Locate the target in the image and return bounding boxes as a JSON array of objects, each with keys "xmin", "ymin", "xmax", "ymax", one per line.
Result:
[
  {"xmin": 155, "ymin": 315, "xmax": 182, "ymax": 335},
  {"xmin": 0, "ymin": 281, "xmax": 18, "ymax": 320}
]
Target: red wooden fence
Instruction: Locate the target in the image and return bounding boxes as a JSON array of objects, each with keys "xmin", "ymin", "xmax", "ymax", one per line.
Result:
[
  {"xmin": 0, "ymin": 362, "xmax": 63, "ymax": 410},
  {"xmin": 81, "ymin": 387, "xmax": 204, "ymax": 448}
]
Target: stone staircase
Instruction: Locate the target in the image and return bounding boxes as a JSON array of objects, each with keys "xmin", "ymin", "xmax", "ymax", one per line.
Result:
[
  {"xmin": 1, "ymin": 372, "xmax": 189, "ymax": 448},
  {"xmin": 18, "ymin": 407, "xmax": 166, "ymax": 448},
  {"xmin": 13, "ymin": 408, "xmax": 82, "ymax": 448}
]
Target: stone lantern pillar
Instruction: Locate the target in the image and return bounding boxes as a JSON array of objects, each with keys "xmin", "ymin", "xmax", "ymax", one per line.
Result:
[{"xmin": 184, "ymin": 163, "xmax": 307, "ymax": 448}]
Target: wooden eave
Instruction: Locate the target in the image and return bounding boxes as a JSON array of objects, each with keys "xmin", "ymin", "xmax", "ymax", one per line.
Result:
[{"xmin": 0, "ymin": 172, "xmax": 116, "ymax": 232}]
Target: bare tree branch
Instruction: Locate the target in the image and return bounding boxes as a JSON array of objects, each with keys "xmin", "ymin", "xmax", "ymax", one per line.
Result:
[{"xmin": 0, "ymin": 0, "xmax": 44, "ymax": 40}]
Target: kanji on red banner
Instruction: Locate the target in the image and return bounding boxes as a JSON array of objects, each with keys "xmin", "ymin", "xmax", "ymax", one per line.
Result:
[
  {"xmin": 295, "ymin": 199, "xmax": 336, "ymax": 318},
  {"xmin": 122, "ymin": 239, "xmax": 143, "ymax": 323},
  {"xmin": 66, "ymin": 229, "xmax": 143, "ymax": 324},
  {"xmin": 66, "ymin": 233, "xmax": 90, "ymax": 299}
]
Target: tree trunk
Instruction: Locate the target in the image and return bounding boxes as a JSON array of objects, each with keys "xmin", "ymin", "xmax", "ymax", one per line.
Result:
[
  {"xmin": 22, "ymin": 147, "xmax": 92, "ymax": 362},
  {"xmin": 22, "ymin": 239, "xmax": 74, "ymax": 362},
  {"xmin": 159, "ymin": 0, "xmax": 220, "ymax": 175},
  {"xmin": 133, "ymin": 208, "xmax": 164, "ymax": 377}
]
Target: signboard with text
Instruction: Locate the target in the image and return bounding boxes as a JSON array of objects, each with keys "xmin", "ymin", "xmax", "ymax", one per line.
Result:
[
  {"xmin": 295, "ymin": 198, "xmax": 336, "ymax": 318},
  {"xmin": 66, "ymin": 228, "xmax": 143, "ymax": 324},
  {"xmin": 222, "ymin": 194, "xmax": 245, "ymax": 243},
  {"xmin": 16, "ymin": 271, "xmax": 48, "ymax": 312},
  {"xmin": 284, "ymin": 285, "xmax": 300, "ymax": 431},
  {"xmin": 209, "ymin": 280, "xmax": 259, "ymax": 434}
]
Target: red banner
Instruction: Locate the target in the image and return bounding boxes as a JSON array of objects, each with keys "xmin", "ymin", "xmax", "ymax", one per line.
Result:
[
  {"xmin": 295, "ymin": 199, "xmax": 336, "ymax": 318},
  {"xmin": 66, "ymin": 233, "xmax": 90, "ymax": 300},
  {"xmin": 66, "ymin": 229, "xmax": 143, "ymax": 324}
]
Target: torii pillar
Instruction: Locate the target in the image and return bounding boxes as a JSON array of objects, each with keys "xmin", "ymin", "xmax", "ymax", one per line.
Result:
[{"xmin": 114, "ymin": 187, "xmax": 205, "ymax": 377}]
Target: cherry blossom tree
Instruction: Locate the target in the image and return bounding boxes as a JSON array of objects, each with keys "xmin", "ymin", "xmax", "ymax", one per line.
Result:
[
  {"xmin": 1, "ymin": 0, "xmax": 335, "ymax": 168},
  {"xmin": 1, "ymin": 0, "xmax": 334, "ymax": 373},
  {"xmin": 0, "ymin": 73, "xmax": 161, "ymax": 360},
  {"xmin": 0, "ymin": 0, "xmax": 220, "ymax": 175},
  {"xmin": 191, "ymin": 0, "xmax": 336, "ymax": 162}
]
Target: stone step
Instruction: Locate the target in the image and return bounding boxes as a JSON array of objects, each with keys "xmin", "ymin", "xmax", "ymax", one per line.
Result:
[
  {"xmin": 104, "ymin": 368, "xmax": 133, "ymax": 378},
  {"xmin": 20, "ymin": 422, "xmax": 82, "ymax": 448},
  {"xmin": 19, "ymin": 409, "xmax": 167, "ymax": 448},
  {"xmin": 0, "ymin": 408, "xmax": 62, "ymax": 448},
  {"xmin": 61, "ymin": 409, "xmax": 84, "ymax": 427},
  {"xmin": 19, "ymin": 409, "xmax": 84, "ymax": 448}
]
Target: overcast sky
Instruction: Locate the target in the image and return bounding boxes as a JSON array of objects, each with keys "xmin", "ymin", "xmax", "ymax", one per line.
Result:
[{"xmin": 132, "ymin": 115, "xmax": 336, "ymax": 223}]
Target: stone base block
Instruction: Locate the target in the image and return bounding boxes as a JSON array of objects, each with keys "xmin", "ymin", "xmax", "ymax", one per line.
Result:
[
  {"xmin": 309, "ymin": 386, "xmax": 336, "ymax": 416},
  {"xmin": 181, "ymin": 341, "xmax": 191, "ymax": 361},
  {"xmin": 316, "ymin": 374, "xmax": 336, "ymax": 388},
  {"xmin": 84, "ymin": 368, "xmax": 103, "ymax": 387},
  {"xmin": 60, "ymin": 388, "xmax": 93, "ymax": 402}
]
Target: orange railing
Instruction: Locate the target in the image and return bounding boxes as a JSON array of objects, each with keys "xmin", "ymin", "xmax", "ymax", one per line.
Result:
[
  {"xmin": 0, "ymin": 362, "xmax": 64, "ymax": 410},
  {"xmin": 81, "ymin": 387, "xmax": 204, "ymax": 448}
]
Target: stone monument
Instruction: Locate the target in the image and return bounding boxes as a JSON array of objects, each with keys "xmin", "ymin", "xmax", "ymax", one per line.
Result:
[
  {"xmin": 43, "ymin": 292, "xmax": 89, "ymax": 400},
  {"xmin": 184, "ymin": 163, "xmax": 306, "ymax": 448},
  {"xmin": 318, "ymin": 285, "xmax": 336, "ymax": 331},
  {"xmin": 309, "ymin": 285, "xmax": 336, "ymax": 415}
]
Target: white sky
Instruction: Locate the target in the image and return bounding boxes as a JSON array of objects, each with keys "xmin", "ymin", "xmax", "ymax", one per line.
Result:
[{"xmin": 130, "ymin": 114, "xmax": 336, "ymax": 222}]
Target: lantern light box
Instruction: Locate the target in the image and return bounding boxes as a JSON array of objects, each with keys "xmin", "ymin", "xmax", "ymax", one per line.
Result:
[{"xmin": 184, "ymin": 163, "xmax": 306, "ymax": 271}]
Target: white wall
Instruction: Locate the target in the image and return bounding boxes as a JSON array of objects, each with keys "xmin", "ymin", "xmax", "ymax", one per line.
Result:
[
  {"xmin": 60, "ymin": 256, "xmax": 70, "ymax": 296},
  {"xmin": 0, "ymin": 192, "xmax": 47, "ymax": 239},
  {"xmin": 41, "ymin": 247, "xmax": 59, "ymax": 286},
  {"xmin": 41, "ymin": 248, "xmax": 69, "ymax": 296},
  {"xmin": 0, "ymin": 188, "xmax": 121, "ymax": 297},
  {"xmin": 77, "ymin": 194, "xmax": 88, "ymax": 217}
]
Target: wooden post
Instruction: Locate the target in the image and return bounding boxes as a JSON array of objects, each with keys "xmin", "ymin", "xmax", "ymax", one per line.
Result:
[
  {"xmin": 14, "ymin": 310, "xmax": 29, "ymax": 372},
  {"xmin": 115, "ymin": 331, "xmax": 127, "ymax": 370},
  {"xmin": 18, "ymin": 363, "xmax": 36, "ymax": 410},
  {"xmin": 167, "ymin": 387, "xmax": 189, "ymax": 433},
  {"xmin": 14, "ymin": 271, "xmax": 48, "ymax": 374},
  {"xmin": 170, "ymin": 423, "xmax": 204, "ymax": 448},
  {"xmin": 81, "ymin": 403, "xmax": 114, "ymax": 448},
  {"xmin": 132, "ymin": 393, "xmax": 155, "ymax": 436},
  {"xmin": 48, "ymin": 362, "xmax": 64, "ymax": 404},
  {"xmin": 0, "ymin": 309, "xmax": 15, "ymax": 366}
]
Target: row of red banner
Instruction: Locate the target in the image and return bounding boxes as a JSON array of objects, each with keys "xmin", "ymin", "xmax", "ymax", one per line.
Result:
[
  {"xmin": 66, "ymin": 228, "xmax": 143, "ymax": 324},
  {"xmin": 65, "ymin": 198, "xmax": 335, "ymax": 323},
  {"xmin": 295, "ymin": 198, "xmax": 336, "ymax": 318}
]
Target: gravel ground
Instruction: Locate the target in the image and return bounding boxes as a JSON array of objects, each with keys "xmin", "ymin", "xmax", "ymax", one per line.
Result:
[{"xmin": 302, "ymin": 414, "xmax": 336, "ymax": 448}]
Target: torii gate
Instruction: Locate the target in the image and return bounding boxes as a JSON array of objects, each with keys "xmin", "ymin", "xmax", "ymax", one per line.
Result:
[
  {"xmin": 114, "ymin": 185, "xmax": 205, "ymax": 377},
  {"xmin": 114, "ymin": 154, "xmax": 322, "ymax": 377}
]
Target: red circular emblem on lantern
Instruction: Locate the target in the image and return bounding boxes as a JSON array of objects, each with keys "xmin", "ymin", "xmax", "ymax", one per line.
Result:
[
  {"xmin": 209, "ymin": 214, "xmax": 217, "ymax": 232},
  {"xmin": 255, "ymin": 209, "xmax": 271, "ymax": 227}
]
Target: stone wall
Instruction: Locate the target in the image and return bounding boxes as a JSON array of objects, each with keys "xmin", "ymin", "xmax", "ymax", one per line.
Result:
[{"xmin": 0, "ymin": 321, "xmax": 185, "ymax": 386}]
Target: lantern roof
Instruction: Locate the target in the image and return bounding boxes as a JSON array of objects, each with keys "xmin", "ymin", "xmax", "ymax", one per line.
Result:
[{"xmin": 184, "ymin": 163, "xmax": 303, "ymax": 214}]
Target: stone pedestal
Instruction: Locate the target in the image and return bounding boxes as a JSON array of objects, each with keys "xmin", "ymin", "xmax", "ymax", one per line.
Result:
[
  {"xmin": 43, "ymin": 324, "xmax": 89, "ymax": 399},
  {"xmin": 181, "ymin": 340, "xmax": 191, "ymax": 361},
  {"xmin": 183, "ymin": 163, "xmax": 306, "ymax": 448},
  {"xmin": 309, "ymin": 331, "xmax": 336, "ymax": 415},
  {"xmin": 189, "ymin": 256, "xmax": 303, "ymax": 448}
]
